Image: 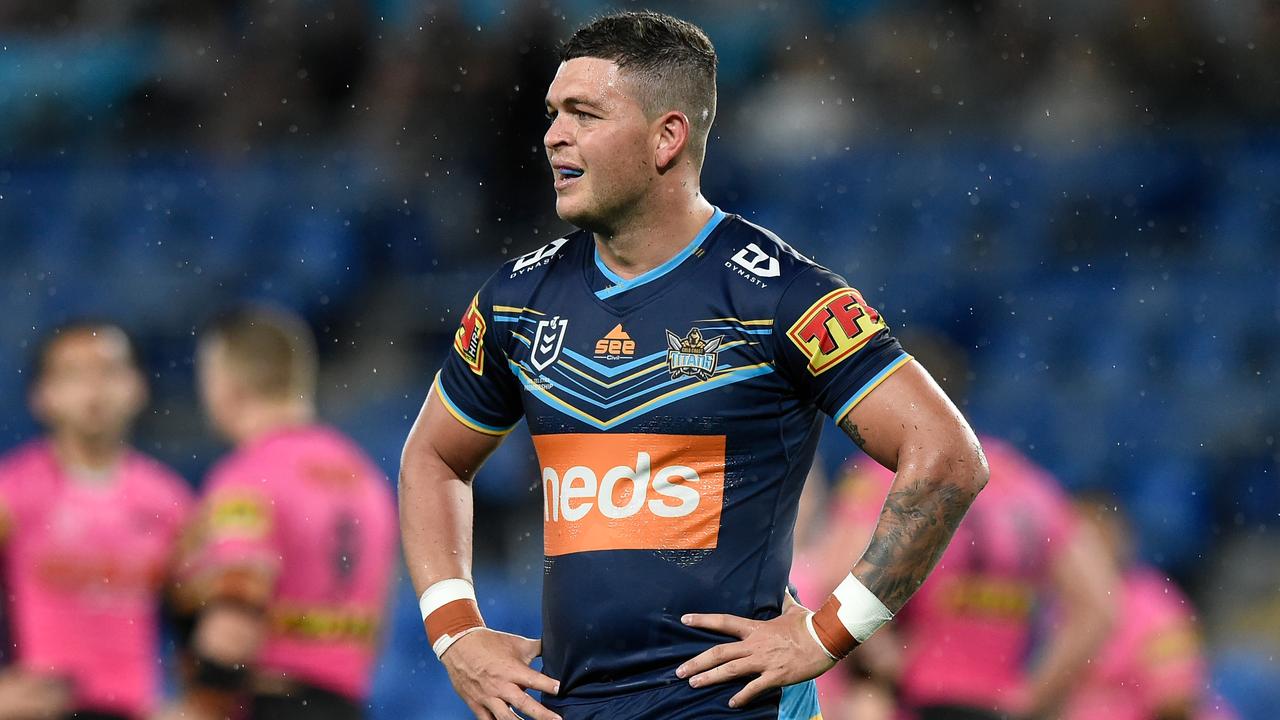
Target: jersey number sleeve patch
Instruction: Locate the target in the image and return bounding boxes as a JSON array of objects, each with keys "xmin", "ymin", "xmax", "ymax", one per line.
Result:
[
  {"xmin": 453, "ymin": 294, "xmax": 486, "ymax": 375},
  {"xmin": 785, "ymin": 287, "xmax": 887, "ymax": 375},
  {"xmin": 205, "ymin": 490, "xmax": 272, "ymax": 540}
]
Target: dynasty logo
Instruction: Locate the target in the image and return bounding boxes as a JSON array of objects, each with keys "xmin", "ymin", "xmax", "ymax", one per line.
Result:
[{"xmin": 665, "ymin": 327, "xmax": 723, "ymax": 381}]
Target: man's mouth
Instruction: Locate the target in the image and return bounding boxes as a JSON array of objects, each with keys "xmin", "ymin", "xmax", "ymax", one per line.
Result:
[{"xmin": 553, "ymin": 164, "xmax": 584, "ymax": 190}]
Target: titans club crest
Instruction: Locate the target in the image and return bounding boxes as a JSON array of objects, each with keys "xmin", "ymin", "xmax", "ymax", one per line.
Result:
[{"xmin": 665, "ymin": 327, "xmax": 723, "ymax": 381}]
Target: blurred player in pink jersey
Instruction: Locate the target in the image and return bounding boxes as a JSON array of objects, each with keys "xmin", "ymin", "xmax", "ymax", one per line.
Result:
[
  {"xmin": 0, "ymin": 321, "xmax": 193, "ymax": 720},
  {"xmin": 793, "ymin": 332, "xmax": 1116, "ymax": 720},
  {"xmin": 166, "ymin": 307, "xmax": 397, "ymax": 720},
  {"xmin": 1065, "ymin": 495, "xmax": 1239, "ymax": 720}
]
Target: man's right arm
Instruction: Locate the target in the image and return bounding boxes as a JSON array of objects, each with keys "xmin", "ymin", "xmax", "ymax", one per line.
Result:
[
  {"xmin": 0, "ymin": 507, "xmax": 71, "ymax": 720},
  {"xmin": 400, "ymin": 386, "xmax": 561, "ymax": 720},
  {"xmin": 0, "ymin": 468, "xmax": 71, "ymax": 719}
]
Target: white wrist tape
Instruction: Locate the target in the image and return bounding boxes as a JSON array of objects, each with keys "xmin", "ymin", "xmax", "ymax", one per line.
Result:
[
  {"xmin": 811, "ymin": 573, "xmax": 894, "ymax": 658},
  {"xmin": 830, "ymin": 573, "xmax": 894, "ymax": 643},
  {"xmin": 804, "ymin": 612, "xmax": 839, "ymax": 661},
  {"xmin": 419, "ymin": 578, "xmax": 485, "ymax": 659},
  {"xmin": 418, "ymin": 578, "xmax": 475, "ymax": 619},
  {"xmin": 433, "ymin": 626, "xmax": 485, "ymax": 659}
]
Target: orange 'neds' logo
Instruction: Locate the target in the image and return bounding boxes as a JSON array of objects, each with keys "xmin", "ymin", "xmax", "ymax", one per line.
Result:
[{"xmin": 533, "ymin": 433, "xmax": 725, "ymax": 556}]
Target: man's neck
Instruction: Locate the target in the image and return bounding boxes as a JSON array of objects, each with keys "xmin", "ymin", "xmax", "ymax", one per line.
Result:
[
  {"xmin": 50, "ymin": 432, "xmax": 127, "ymax": 480},
  {"xmin": 228, "ymin": 400, "xmax": 316, "ymax": 446},
  {"xmin": 593, "ymin": 192, "xmax": 716, "ymax": 281}
]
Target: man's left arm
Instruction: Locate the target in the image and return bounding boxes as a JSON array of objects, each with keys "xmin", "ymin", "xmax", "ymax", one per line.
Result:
[
  {"xmin": 677, "ymin": 270, "xmax": 987, "ymax": 708},
  {"xmin": 834, "ymin": 361, "xmax": 987, "ymax": 614},
  {"xmin": 161, "ymin": 479, "xmax": 278, "ymax": 720},
  {"xmin": 678, "ymin": 362, "xmax": 986, "ymax": 706}
]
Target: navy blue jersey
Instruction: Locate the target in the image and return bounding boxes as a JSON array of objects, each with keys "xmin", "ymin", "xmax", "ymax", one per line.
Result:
[{"xmin": 435, "ymin": 207, "xmax": 910, "ymax": 701}]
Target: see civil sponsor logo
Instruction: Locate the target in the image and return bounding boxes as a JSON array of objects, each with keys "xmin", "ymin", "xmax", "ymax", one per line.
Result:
[
  {"xmin": 533, "ymin": 433, "xmax": 725, "ymax": 556},
  {"xmin": 593, "ymin": 324, "xmax": 635, "ymax": 358}
]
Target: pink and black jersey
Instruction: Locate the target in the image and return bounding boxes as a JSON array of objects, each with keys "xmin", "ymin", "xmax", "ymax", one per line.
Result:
[
  {"xmin": 184, "ymin": 425, "xmax": 397, "ymax": 702},
  {"xmin": 433, "ymin": 208, "xmax": 909, "ymax": 714},
  {"xmin": 0, "ymin": 440, "xmax": 192, "ymax": 719},
  {"xmin": 829, "ymin": 436, "xmax": 1077, "ymax": 714}
]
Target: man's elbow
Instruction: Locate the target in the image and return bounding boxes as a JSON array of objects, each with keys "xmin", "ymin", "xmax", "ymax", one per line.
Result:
[
  {"xmin": 940, "ymin": 430, "xmax": 989, "ymax": 497},
  {"xmin": 906, "ymin": 429, "xmax": 988, "ymax": 499}
]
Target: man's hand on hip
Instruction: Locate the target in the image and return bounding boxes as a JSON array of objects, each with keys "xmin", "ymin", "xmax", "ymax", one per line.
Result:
[
  {"xmin": 441, "ymin": 628, "xmax": 563, "ymax": 720},
  {"xmin": 676, "ymin": 600, "xmax": 836, "ymax": 709}
]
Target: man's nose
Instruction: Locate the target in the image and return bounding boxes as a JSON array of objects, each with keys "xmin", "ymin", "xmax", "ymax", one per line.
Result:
[{"xmin": 544, "ymin": 114, "xmax": 571, "ymax": 150}]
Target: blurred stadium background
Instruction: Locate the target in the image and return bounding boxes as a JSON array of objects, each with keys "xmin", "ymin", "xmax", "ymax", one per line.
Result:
[{"xmin": 0, "ymin": 0, "xmax": 1276, "ymax": 718}]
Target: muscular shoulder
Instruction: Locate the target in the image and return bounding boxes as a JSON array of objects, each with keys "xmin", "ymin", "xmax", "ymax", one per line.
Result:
[
  {"xmin": 484, "ymin": 230, "xmax": 588, "ymax": 305},
  {"xmin": 710, "ymin": 215, "xmax": 834, "ymax": 298},
  {"xmin": 307, "ymin": 426, "xmax": 394, "ymax": 501},
  {"xmin": 0, "ymin": 442, "xmax": 52, "ymax": 516},
  {"xmin": 203, "ymin": 444, "xmax": 269, "ymax": 498},
  {"xmin": 0, "ymin": 441, "xmax": 48, "ymax": 480}
]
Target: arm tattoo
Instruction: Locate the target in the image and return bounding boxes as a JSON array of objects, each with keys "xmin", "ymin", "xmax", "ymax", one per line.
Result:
[
  {"xmin": 852, "ymin": 476, "xmax": 977, "ymax": 612},
  {"xmin": 842, "ymin": 419, "xmax": 868, "ymax": 450}
]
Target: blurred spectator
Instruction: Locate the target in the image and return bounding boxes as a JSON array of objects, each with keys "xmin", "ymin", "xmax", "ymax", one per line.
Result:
[
  {"xmin": 1017, "ymin": 40, "xmax": 1135, "ymax": 156},
  {"xmin": 735, "ymin": 31, "xmax": 867, "ymax": 162},
  {"xmin": 1067, "ymin": 493, "xmax": 1239, "ymax": 720},
  {"xmin": 168, "ymin": 307, "xmax": 397, "ymax": 720},
  {"xmin": 0, "ymin": 1, "xmax": 1274, "ymax": 716},
  {"xmin": 0, "ymin": 322, "xmax": 193, "ymax": 720}
]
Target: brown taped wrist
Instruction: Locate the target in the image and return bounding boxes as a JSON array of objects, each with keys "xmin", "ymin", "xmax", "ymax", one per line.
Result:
[
  {"xmin": 424, "ymin": 598, "xmax": 484, "ymax": 648},
  {"xmin": 812, "ymin": 597, "xmax": 859, "ymax": 659}
]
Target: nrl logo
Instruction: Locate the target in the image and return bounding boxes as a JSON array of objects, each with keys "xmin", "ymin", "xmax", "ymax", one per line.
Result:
[
  {"xmin": 665, "ymin": 327, "xmax": 723, "ymax": 381},
  {"xmin": 531, "ymin": 316, "xmax": 568, "ymax": 372}
]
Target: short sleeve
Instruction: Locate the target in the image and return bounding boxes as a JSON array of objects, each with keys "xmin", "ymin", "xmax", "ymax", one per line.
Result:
[
  {"xmin": 435, "ymin": 275, "xmax": 524, "ymax": 435},
  {"xmin": 0, "ymin": 451, "xmax": 41, "ymax": 544},
  {"xmin": 772, "ymin": 266, "xmax": 911, "ymax": 422},
  {"xmin": 181, "ymin": 468, "xmax": 280, "ymax": 607}
]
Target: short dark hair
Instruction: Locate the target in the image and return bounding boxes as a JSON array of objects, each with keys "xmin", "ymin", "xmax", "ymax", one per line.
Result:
[
  {"xmin": 201, "ymin": 305, "xmax": 317, "ymax": 400},
  {"xmin": 31, "ymin": 320, "xmax": 140, "ymax": 382},
  {"xmin": 560, "ymin": 10, "xmax": 718, "ymax": 167}
]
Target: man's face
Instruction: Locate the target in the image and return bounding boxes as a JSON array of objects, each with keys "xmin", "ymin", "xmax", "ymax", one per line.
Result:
[
  {"xmin": 544, "ymin": 57, "xmax": 656, "ymax": 230},
  {"xmin": 31, "ymin": 328, "xmax": 145, "ymax": 442}
]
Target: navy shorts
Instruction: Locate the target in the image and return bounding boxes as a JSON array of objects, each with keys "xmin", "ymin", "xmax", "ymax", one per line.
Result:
[{"xmin": 544, "ymin": 678, "xmax": 821, "ymax": 720}]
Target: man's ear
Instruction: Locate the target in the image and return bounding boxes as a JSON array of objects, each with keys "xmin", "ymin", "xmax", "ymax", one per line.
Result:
[
  {"xmin": 125, "ymin": 366, "xmax": 149, "ymax": 419},
  {"xmin": 654, "ymin": 110, "xmax": 692, "ymax": 171},
  {"xmin": 27, "ymin": 383, "xmax": 50, "ymax": 427}
]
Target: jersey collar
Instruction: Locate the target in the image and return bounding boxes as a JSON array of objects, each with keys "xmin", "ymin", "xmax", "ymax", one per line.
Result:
[{"xmin": 592, "ymin": 207, "xmax": 726, "ymax": 301}]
